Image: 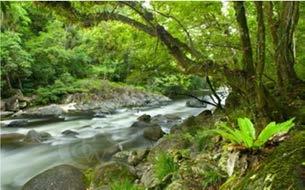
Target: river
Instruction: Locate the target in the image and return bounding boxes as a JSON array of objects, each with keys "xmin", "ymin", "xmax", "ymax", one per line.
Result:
[{"xmin": 0, "ymin": 93, "xmax": 228, "ymax": 190}]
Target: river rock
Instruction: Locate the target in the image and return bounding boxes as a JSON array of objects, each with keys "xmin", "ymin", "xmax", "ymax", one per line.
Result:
[
  {"xmin": 24, "ymin": 130, "xmax": 52, "ymax": 143},
  {"xmin": 151, "ymin": 114, "xmax": 182, "ymax": 128},
  {"xmin": 3, "ymin": 119, "xmax": 28, "ymax": 128},
  {"xmin": 94, "ymin": 112, "xmax": 106, "ymax": 118},
  {"xmin": 113, "ymin": 150, "xmax": 130, "ymax": 163},
  {"xmin": 143, "ymin": 126, "xmax": 164, "ymax": 141},
  {"xmin": 0, "ymin": 133, "xmax": 25, "ymax": 144},
  {"xmin": 22, "ymin": 164, "xmax": 86, "ymax": 190},
  {"xmin": 147, "ymin": 134, "xmax": 191, "ymax": 161},
  {"xmin": 130, "ymin": 121, "xmax": 157, "ymax": 128},
  {"xmin": 5, "ymin": 96, "xmax": 20, "ymax": 111},
  {"xmin": 140, "ymin": 164, "xmax": 159, "ymax": 188},
  {"xmin": 93, "ymin": 161, "xmax": 137, "ymax": 187},
  {"xmin": 62, "ymin": 129, "xmax": 79, "ymax": 137},
  {"xmin": 128, "ymin": 148, "xmax": 150, "ymax": 166},
  {"xmin": 186, "ymin": 98, "xmax": 207, "ymax": 108},
  {"xmin": 137, "ymin": 114, "xmax": 151, "ymax": 122}
]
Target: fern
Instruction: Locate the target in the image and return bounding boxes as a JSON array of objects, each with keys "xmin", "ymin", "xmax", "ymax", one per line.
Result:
[
  {"xmin": 253, "ymin": 118, "xmax": 295, "ymax": 148},
  {"xmin": 213, "ymin": 117, "xmax": 295, "ymax": 149}
]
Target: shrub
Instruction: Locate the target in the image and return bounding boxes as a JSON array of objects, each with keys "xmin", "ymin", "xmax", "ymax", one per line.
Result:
[
  {"xmin": 213, "ymin": 117, "xmax": 295, "ymax": 149},
  {"xmin": 153, "ymin": 152, "xmax": 179, "ymax": 180}
]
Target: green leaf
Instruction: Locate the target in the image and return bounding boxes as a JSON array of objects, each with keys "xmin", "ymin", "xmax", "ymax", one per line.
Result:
[
  {"xmin": 254, "ymin": 118, "xmax": 295, "ymax": 148},
  {"xmin": 237, "ymin": 118, "xmax": 255, "ymax": 148}
]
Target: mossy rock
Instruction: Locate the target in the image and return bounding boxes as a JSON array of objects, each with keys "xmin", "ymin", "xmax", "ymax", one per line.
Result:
[
  {"xmin": 220, "ymin": 131, "xmax": 305, "ymax": 190},
  {"xmin": 93, "ymin": 161, "xmax": 137, "ymax": 187},
  {"xmin": 147, "ymin": 134, "xmax": 191, "ymax": 162}
]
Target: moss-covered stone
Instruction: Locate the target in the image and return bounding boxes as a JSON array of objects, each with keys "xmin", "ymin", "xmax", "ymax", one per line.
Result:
[
  {"xmin": 93, "ymin": 161, "xmax": 137, "ymax": 187},
  {"xmin": 220, "ymin": 131, "xmax": 305, "ymax": 190}
]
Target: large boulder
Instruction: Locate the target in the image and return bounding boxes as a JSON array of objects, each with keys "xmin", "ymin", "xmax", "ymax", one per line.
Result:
[
  {"xmin": 24, "ymin": 130, "xmax": 52, "ymax": 143},
  {"xmin": 93, "ymin": 161, "xmax": 137, "ymax": 187},
  {"xmin": 147, "ymin": 134, "xmax": 191, "ymax": 161},
  {"xmin": 143, "ymin": 126, "xmax": 164, "ymax": 141},
  {"xmin": 0, "ymin": 133, "xmax": 25, "ymax": 144},
  {"xmin": 22, "ymin": 164, "xmax": 86, "ymax": 190}
]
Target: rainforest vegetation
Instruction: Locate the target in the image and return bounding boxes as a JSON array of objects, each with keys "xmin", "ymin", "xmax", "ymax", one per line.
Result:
[{"xmin": 1, "ymin": 1, "xmax": 305, "ymax": 190}]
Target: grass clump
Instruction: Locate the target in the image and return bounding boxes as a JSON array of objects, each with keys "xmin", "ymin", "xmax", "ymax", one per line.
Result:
[
  {"xmin": 110, "ymin": 179, "xmax": 142, "ymax": 190},
  {"xmin": 153, "ymin": 152, "xmax": 179, "ymax": 180}
]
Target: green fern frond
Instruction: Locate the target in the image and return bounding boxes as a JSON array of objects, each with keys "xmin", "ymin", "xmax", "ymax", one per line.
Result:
[{"xmin": 254, "ymin": 118, "xmax": 295, "ymax": 148}]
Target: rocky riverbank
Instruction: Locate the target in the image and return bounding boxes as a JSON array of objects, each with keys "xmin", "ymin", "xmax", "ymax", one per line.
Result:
[
  {"xmin": 0, "ymin": 85, "xmax": 170, "ymax": 124},
  {"xmin": 21, "ymin": 108, "xmax": 305, "ymax": 190}
]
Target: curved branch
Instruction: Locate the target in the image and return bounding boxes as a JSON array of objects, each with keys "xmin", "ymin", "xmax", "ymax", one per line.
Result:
[{"xmin": 152, "ymin": 9, "xmax": 201, "ymax": 57}]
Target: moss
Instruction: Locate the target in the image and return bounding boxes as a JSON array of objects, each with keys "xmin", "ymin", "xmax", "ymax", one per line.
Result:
[
  {"xmin": 220, "ymin": 131, "xmax": 305, "ymax": 190},
  {"xmin": 93, "ymin": 161, "xmax": 137, "ymax": 187}
]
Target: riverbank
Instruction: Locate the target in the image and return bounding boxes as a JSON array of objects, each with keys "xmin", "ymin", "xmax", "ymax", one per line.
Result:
[
  {"xmin": 83, "ymin": 110, "xmax": 305, "ymax": 190},
  {"xmin": 19, "ymin": 104, "xmax": 305, "ymax": 190},
  {"xmin": 0, "ymin": 79, "xmax": 170, "ymax": 119}
]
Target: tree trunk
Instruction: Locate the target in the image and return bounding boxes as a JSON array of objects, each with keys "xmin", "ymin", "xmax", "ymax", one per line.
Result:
[
  {"xmin": 266, "ymin": 2, "xmax": 301, "ymax": 95},
  {"xmin": 233, "ymin": 2, "xmax": 255, "ymax": 78},
  {"xmin": 6, "ymin": 75, "xmax": 13, "ymax": 90},
  {"xmin": 254, "ymin": 2, "xmax": 270, "ymax": 126}
]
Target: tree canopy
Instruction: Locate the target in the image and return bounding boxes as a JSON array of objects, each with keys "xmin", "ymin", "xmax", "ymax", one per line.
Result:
[{"xmin": 1, "ymin": 1, "xmax": 304, "ymax": 124}]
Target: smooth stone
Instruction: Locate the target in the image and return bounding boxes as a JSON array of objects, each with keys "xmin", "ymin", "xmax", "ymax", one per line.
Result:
[
  {"xmin": 143, "ymin": 126, "xmax": 164, "ymax": 141},
  {"xmin": 22, "ymin": 164, "xmax": 86, "ymax": 190}
]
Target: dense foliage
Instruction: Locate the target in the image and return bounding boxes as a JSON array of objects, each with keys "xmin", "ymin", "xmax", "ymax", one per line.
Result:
[{"xmin": 1, "ymin": 1, "xmax": 304, "ymax": 121}]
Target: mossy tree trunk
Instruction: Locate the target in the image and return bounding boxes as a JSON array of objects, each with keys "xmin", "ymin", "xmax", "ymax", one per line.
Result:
[{"xmin": 266, "ymin": 2, "xmax": 302, "ymax": 96}]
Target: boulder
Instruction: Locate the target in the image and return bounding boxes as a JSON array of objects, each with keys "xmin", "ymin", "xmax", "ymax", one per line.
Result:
[
  {"xmin": 130, "ymin": 121, "xmax": 157, "ymax": 128},
  {"xmin": 0, "ymin": 133, "xmax": 25, "ymax": 144},
  {"xmin": 62, "ymin": 130, "xmax": 79, "ymax": 137},
  {"xmin": 5, "ymin": 96, "xmax": 20, "ymax": 111},
  {"xmin": 143, "ymin": 126, "xmax": 164, "ymax": 141},
  {"xmin": 147, "ymin": 134, "xmax": 191, "ymax": 161},
  {"xmin": 128, "ymin": 148, "xmax": 150, "ymax": 166},
  {"xmin": 186, "ymin": 98, "xmax": 207, "ymax": 108},
  {"xmin": 139, "ymin": 165, "xmax": 159, "ymax": 188},
  {"xmin": 93, "ymin": 161, "xmax": 137, "ymax": 187},
  {"xmin": 24, "ymin": 130, "xmax": 52, "ymax": 143},
  {"xmin": 22, "ymin": 164, "xmax": 86, "ymax": 190},
  {"xmin": 137, "ymin": 114, "xmax": 151, "ymax": 122},
  {"xmin": 151, "ymin": 114, "xmax": 182, "ymax": 128},
  {"xmin": 3, "ymin": 119, "xmax": 28, "ymax": 128}
]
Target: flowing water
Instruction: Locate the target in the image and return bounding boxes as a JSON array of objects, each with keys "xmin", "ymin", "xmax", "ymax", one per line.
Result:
[{"xmin": 0, "ymin": 92, "xmax": 228, "ymax": 190}]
